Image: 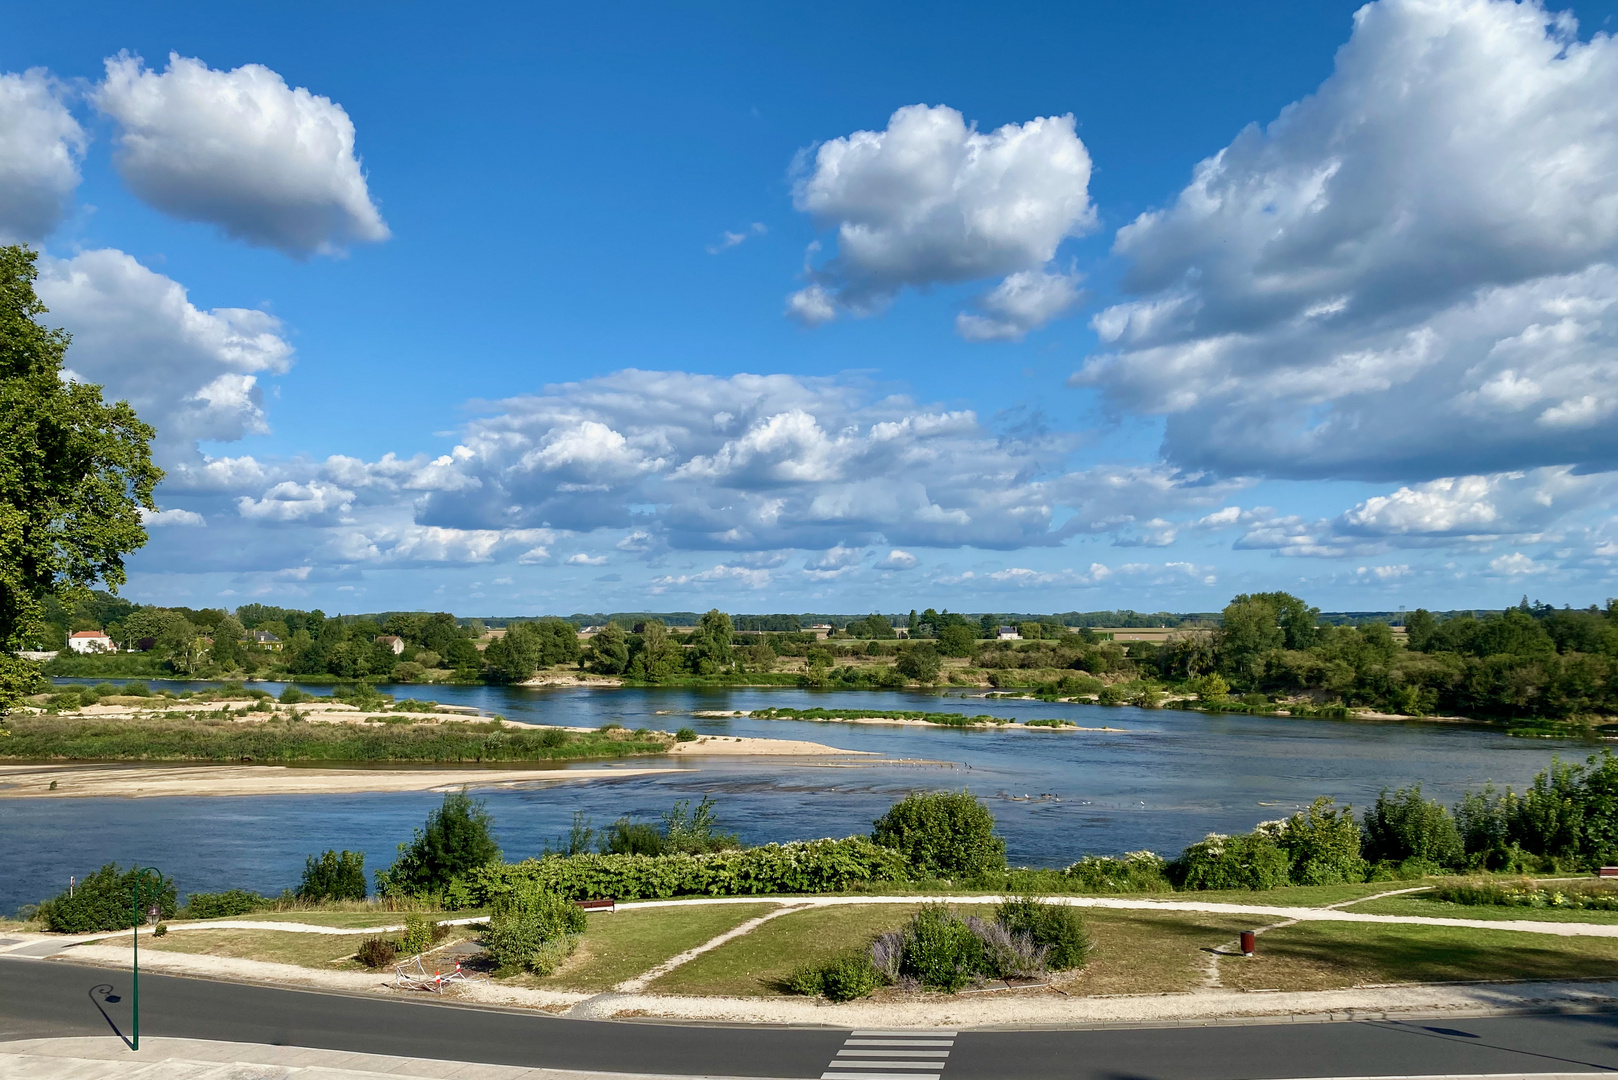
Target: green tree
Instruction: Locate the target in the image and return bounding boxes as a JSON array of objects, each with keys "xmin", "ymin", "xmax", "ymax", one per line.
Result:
[
  {"xmin": 0, "ymin": 246, "xmax": 160, "ymax": 721},
  {"xmin": 895, "ymin": 642, "xmax": 943, "ymax": 684},
  {"xmin": 871, "ymin": 791, "xmax": 1006, "ymax": 880},
  {"xmin": 1361, "ymin": 786, "xmax": 1464, "ymax": 870},
  {"xmin": 584, "ymin": 622, "xmax": 630, "ymax": 674},
  {"xmin": 688, "ymin": 608, "xmax": 733, "ymax": 674},
  {"xmin": 937, "ymin": 624, "xmax": 977, "ymax": 658},
  {"xmin": 1274, "ymin": 797, "xmax": 1365, "ymax": 885},
  {"xmin": 628, "ymin": 619, "xmax": 679, "ymax": 681},
  {"xmin": 377, "ymin": 790, "xmax": 502, "ymax": 896},
  {"xmin": 297, "ymin": 849, "xmax": 367, "ymax": 901}
]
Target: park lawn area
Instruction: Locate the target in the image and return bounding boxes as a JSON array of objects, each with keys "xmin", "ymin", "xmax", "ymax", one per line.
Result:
[
  {"xmin": 530, "ymin": 902, "xmax": 779, "ymax": 992},
  {"xmin": 101, "ymin": 928, "xmax": 389, "ymax": 970},
  {"xmin": 1182, "ymin": 880, "xmax": 1431, "ymax": 907},
  {"xmin": 1065, "ymin": 910, "xmax": 1255, "ymax": 995},
  {"xmin": 1342, "ymin": 895, "xmax": 1618, "ymax": 924},
  {"xmin": 1220, "ymin": 921, "xmax": 1618, "ymax": 991},
  {"xmin": 648, "ymin": 903, "xmax": 991, "ymax": 996},
  {"xmin": 223, "ymin": 909, "xmax": 486, "ymax": 929}
]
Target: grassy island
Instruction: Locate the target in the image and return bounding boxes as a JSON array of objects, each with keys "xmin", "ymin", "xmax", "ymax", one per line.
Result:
[{"xmin": 748, "ymin": 706, "xmax": 1012, "ymax": 727}]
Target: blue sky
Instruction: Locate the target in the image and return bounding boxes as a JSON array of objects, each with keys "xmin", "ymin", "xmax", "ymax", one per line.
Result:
[{"xmin": 4, "ymin": 0, "xmax": 1618, "ymax": 615}]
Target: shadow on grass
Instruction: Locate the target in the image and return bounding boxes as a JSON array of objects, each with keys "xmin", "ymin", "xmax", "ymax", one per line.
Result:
[{"xmin": 1249, "ymin": 924, "xmax": 1618, "ymax": 985}]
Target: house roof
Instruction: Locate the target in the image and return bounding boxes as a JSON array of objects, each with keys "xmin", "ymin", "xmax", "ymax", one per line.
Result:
[{"xmin": 70, "ymin": 630, "xmax": 111, "ymax": 638}]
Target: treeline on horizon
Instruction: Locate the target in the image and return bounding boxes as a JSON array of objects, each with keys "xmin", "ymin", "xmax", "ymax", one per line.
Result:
[{"xmin": 31, "ymin": 588, "xmax": 1618, "ymax": 725}]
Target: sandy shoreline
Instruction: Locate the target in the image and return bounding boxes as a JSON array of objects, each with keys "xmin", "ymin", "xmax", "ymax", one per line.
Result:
[{"xmin": 0, "ymin": 729, "xmax": 869, "ymax": 798}]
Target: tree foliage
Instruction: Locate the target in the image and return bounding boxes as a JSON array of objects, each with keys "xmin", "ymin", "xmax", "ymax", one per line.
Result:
[
  {"xmin": 376, "ymin": 789, "xmax": 502, "ymax": 896},
  {"xmin": 0, "ymin": 246, "xmax": 160, "ymax": 718},
  {"xmin": 870, "ymin": 790, "xmax": 1006, "ymax": 880}
]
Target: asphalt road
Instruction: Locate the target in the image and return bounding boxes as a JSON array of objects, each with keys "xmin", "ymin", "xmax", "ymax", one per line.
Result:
[{"xmin": 5, "ymin": 958, "xmax": 1618, "ymax": 1078}]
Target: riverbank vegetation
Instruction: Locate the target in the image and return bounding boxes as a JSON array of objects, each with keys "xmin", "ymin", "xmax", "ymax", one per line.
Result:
[
  {"xmin": 28, "ymin": 590, "xmax": 1618, "ymax": 727},
  {"xmin": 0, "ymin": 707, "xmax": 669, "ymax": 762},
  {"xmin": 748, "ymin": 706, "xmax": 1013, "ymax": 726}
]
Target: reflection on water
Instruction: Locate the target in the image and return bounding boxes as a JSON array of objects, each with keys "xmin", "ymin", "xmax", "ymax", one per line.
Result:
[{"xmin": 2, "ymin": 679, "xmax": 1602, "ymax": 913}]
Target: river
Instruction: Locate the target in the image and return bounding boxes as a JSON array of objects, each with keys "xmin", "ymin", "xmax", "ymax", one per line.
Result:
[{"xmin": 1, "ymin": 679, "xmax": 1602, "ymax": 914}]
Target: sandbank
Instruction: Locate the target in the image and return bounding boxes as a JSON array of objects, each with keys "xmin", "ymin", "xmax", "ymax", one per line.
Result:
[
  {"xmin": 665, "ymin": 734, "xmax": 872, "ymax": 756},
  {"xmin": 0, "ymin": 762, "xmax": 676, "ymax": 799}
]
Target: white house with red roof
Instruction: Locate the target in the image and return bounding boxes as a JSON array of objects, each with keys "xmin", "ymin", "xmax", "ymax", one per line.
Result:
[{"xmin": 68, "ymin": 630, "xmax": 117, "ymax": 654}]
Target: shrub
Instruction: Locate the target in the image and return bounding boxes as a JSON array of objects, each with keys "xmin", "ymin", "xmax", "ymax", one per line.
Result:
[
  {"xmin": 469, "ymin": 837, "xmax": 909, "ymax": 905},
  {"xmin": 122, "ymin": 681, "xmax": 151, "ymax": 696},
  {"xmin": 356, "ymin": 936, "xmax": 397, "ymax": 968},
  {"xmin": 1274, "ymin": 797, "xmax": 1366, "ymax": 885},
  {"xmin": 1170, "ymin": 832, "xmax": 1290, "ymax": 891},
  {"xmin": 297, "ymin": 850, "xmax": 367, "ymax": 902},
  {"xmin": 483, "ymin": 880, "xmax": 586, "ymax": 973},
  {"xmin": 36, "ymin": 864, "xmax": 178, "ymax": 933},
  {"xmin": 184, "ymin": 889, "xmax": 272, "ymax": 919},
  {"xmin": 675, "ymin": 727, "xmax": 698, "ymax": 742},
  {"xmin": 966, "ymin": 915, "xmax": 1046, "ymax": 979},
  {"xmin": 1362, "ymin": 786, "xmax": 1465, "ymax": 870},
  {"xmin": 871, "ymin": 791, "xmax": 1005, "ymax": 880},
  {"xmin": 152, "ymin": 922, "xmax": 167, "ymax": 937},
  {"xmin": 994, "ymin": 896, "xmax": 1089, "ymax": 970},
  {"xmin": 400, "ymin": 914, "xmax": 438, "ymax": 955},
  {"xmin": 787, "ymin": 949, "xmax": 886, "ymax": 1001},
  {"xmin": 869, "ymin": 930, "xmax": 905, "ymax": 983},
  {"xmin": 377, "ymin": 790, "xmax": 502, "ymax": 897},
  {"xmin": 278, "ymin": 686, "xmax": 313, "ymax": 704},
  {"xmin": 661, "ymin": 796, "xmax": 740, "ymax": 854},
  {"xmin": 539, "ymin": 728, "xmax": 569, "ymax": 749},
  {"xmin": 1063, "ymin": 852, "xmax": 1169, "ymax": 893},
  {"xmin": 900, "ymin": 904, "xmax": 985, "ymax": 991},
  {"xmin": 600, "ymin": 818, "xmax": 665, "ymax": 855}
]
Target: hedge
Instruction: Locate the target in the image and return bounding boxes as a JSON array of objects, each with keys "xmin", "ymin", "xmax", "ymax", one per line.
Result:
[
  {"xmin": 465, "ymin": 836, "xmax": 909, "ymax": 905},
  {"xmin": 37, "ymin": 864, "xmax": 178, "ymax": 933}
]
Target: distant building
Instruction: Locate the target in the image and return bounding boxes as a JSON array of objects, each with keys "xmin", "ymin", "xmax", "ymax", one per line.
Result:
[
  {"xmin": 809, "ymin": 624, "xmax": 834, "ymax": 639},
  {"xmin": 68, "ymin": 630, "xmax": 116, "ymax": 654},
  {"xmin": 246, "ymin": 630, "xmax": 283, "ymax": 651},
  {"xmin": 997, "ymin": 626, "xmax": 1021, "ymax": 641},
  {"xmin": 375, "ymin": 635, "xmax": 405, "ymax": 655},
  {"xmin": 577, "ymin": 625, "xmax": 605, "ymax": 638}
]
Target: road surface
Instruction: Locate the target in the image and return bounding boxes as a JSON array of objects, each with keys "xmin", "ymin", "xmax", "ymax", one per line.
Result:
[{"xmin": 3, "ymin": 957, "xmax": 1617, "ymax": 1078}]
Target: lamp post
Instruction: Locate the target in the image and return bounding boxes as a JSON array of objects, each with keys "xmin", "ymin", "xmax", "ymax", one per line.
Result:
[{"xmin": 130, "ymin": 866, "xmax": 162, "ymax": 1051}]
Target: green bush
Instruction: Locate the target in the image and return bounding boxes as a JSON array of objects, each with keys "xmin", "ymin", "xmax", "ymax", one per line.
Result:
[
  {"xmin": 297, "ymin": 850, "xmax": 367, "ymax": 902},
  {"xmin": 994, "ymin": 896, "xmax": 1089, "ymax": 970},
  {"xmin": 400, "ymin": 914, "xmax": 438, "ymax": 955},
  {"xmin": 376, "ymin": 790, "xmax": 502, "ymax": 897},
  {"xmin": 1062, "ymin": 851, "xmax": 1169, "ymax": 892},
  {"xmin": 600, "ymin": 818, "xmax": 665, "ymax": 855},
  {"xmin": 1362, "ymin": 786, "xmax": 1465, "ymax": 869},
  {"xmin": 901, "ymin": 905, "xmax": 985, "ymax": 991},
  {"xmin": 36, "ymin": 864, "xmax": 177, "ymax": 933},
  {"xmin": 278, "ymin": 686, "xmax": 313, "ymax": 704},
  {"xmin": 675, "ymin": 727, "xmax": 698, "ymax": 742},
  {"xmin": 786, "ymin": 949, "xmax": 885, "ymax": 1001},
  {"xmin": 469, "ymin": 836, "xmax": 908, "ymax": 905},
  {"xmin": 871, "ymin": 791, "xmax": 1005, "ymax": 880},
  {"xmin": 483, "ymin": 880, "xmax": 586, "ymax": 973},
  {"xmin": 183, "ymin": 889, "xmax": 271, "ymax": 919},
  {"xmin": 1275, "ymin": 797, "xmax": 1366, "ymax": 885},
  {"xmin": 1170, "ymin": 832, "xmax": 1290, "ymax": 891},
  {"xmin": 538, "ymin": 728, "xmax": 569, "ymax": 749}
]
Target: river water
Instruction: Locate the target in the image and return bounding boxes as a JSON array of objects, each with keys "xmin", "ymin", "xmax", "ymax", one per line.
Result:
[{"xmin": 1, "ymin": 680, "xmax": 1603, "ymax": 914}]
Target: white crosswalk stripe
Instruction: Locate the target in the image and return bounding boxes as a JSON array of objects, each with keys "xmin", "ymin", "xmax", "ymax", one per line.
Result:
[{"xmin": 821, "ymin": 1030, "xmax": 956, "ymax": 1080}]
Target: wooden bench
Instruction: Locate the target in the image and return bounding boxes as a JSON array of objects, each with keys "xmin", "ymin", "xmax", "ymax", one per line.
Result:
[
  {"xmin": 575, "ymin": 898, "xmax": 616, "ymax": 913},
  {"xmin": 1599, "ymin": 867, "xmax": 1618, "ymax": 879}
]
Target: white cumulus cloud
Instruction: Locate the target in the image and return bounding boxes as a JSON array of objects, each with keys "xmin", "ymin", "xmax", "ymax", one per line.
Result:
[
  {"xmin": 96, "ymin": 52, "xmax": 389, "ymax": 256},
  {"xmin": 0, "ymin": 69, "xmax": 86, "ymax": 241},
  {"xmin": 36, "ymin": 249, "xmax": 294, "ymax": 466},
  {"xmin": 1074, "ymin": 0, "xmax": 1618, "ymax": 480},
  {"xmin": 789, "ymin": 104, "xmax": 1094, "ymax": 333}
]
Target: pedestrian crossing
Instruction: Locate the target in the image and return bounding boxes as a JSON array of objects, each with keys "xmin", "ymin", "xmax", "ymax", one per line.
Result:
[{"xmin": 821, "ymin": 1029, "xmax": 956, "ymax": 1080}]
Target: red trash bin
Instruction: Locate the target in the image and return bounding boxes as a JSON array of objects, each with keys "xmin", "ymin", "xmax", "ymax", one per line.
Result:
[{"xmin": 1240, "ymin": 931, "xmax": 1256, "ymax": 956}]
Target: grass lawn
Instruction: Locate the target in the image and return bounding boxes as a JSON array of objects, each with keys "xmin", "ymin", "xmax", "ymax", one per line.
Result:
[
  {"xmin": 528, "ymin": 903, "xmax": 779, "ymax": 992},
  {"xmin": 646, "ymin": 903, "xmax": 1254, "ymax": 998},
  {"xmin": 1342, "ymin": 896, "xmax": 1618, "ymax": 924},
  {"xmin": 1066, "ymin": 911, "xmax": 1255, "ymax": 995},
  {"xmin": 1220, "ymin": 921, "xmax": 1618, "ymax": 991},
  {"xmin": 220, "ymin": 909, "xmax": 485, "ymax": 929},
  {"xmin": 648, "ymin": 903, "xmax": 989, "ymax": 996},
  {"xmin": 107, "ymin": 929, "xmax": 383, "ymax": 969}
]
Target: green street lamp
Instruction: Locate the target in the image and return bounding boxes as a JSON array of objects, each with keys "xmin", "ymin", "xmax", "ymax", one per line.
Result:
[{"xmin": 129, "ymin": 866, "xmax": 162, "ymax": 1051}]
